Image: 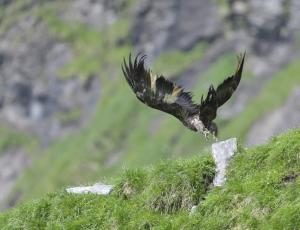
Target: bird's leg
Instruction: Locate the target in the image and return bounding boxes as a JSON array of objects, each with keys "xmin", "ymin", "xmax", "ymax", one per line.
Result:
[
  {"xmin": 189, "ymin": 116, "xmax": 215, "ymax": 140},
  {"xmin": 203, "ymin": 128, "xmax": 210, "ymax": 140},
  {"xmin": 202, "ymin": 127, "xmax": 218, "ymax": 142}
]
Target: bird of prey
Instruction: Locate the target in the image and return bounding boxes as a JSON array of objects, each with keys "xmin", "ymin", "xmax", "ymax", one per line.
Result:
[{"xmin": 122, "ymin": 52, "xmax": 245, "ymax": 139}]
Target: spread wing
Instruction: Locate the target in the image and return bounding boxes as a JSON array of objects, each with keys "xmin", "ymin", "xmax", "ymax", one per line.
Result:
[
  {"xmin": 122, "ymin": 54, "xmax": 199, "ymax": 122},
  {"xmin": 199, "ymin": 52, "xmax": 246, "ymax": 126}
]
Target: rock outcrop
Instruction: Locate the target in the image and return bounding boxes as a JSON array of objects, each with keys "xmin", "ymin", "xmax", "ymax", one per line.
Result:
[{"xmin": 131, "ymin": 0, "xmax": 222, "ymax": 61}]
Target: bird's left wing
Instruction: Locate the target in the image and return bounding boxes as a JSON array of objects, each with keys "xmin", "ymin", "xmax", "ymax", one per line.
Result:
[
  {"xmin": 122, "ymin": 54, "xmax": 199, "ymax": 122},
  {"xmin": 199, "ymin": 53, "xmax": 245, "ymax": 126}
]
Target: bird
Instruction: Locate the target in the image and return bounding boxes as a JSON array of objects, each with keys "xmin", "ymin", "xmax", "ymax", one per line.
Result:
[{"xmin": 122, "ymin": 52, "xmax": 245, "ymax": 139}]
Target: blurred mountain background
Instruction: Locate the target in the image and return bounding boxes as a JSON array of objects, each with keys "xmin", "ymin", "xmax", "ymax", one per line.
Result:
[{"xmin": 0, "ymin": 0, "xmax": 300, "ymax": 210}]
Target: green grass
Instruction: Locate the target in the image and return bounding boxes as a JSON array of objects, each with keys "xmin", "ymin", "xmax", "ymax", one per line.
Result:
[
  {"xmin": 0, "ymin": 154, "xmax": 215, "ymax": 229},
  {"xmin": 188, "ymin": 129, "xmax": 300, "ymax": 229},
  {"xmin": 1, "ymin": 129, "xmax": 299, "ymax": 229}
]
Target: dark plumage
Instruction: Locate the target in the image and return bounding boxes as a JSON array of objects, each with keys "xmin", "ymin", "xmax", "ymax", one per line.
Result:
[{"xmin": 122, "ymin": 52, "xmax": 245, "ymax": 138}]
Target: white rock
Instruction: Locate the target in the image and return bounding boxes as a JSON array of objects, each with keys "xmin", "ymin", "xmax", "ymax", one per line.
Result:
[
  {"xmin": 212, "ymin": 138, "xmax": 237, "ymax": 187},
  {"xmin": 66, "ymin": 183, "xmax": 113, "ymax": 195}
]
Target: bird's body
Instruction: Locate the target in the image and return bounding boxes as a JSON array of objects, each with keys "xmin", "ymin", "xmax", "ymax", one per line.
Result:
[{"xmin": 122, "ymin": 53, "xmax": 245, "ymax": 138}]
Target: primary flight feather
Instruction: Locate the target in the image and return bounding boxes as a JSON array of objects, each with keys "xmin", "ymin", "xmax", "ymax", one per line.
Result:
[{"xmin": 122, "ymin": 52, "xmax": 245, "ymax": 138}]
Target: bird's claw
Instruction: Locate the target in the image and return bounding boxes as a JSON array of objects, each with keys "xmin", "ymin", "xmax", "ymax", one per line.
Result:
[
  {"xmin": 203, "ymin": 128, "xmax": 218, "ymax": 142},
  {"xmin": 203, "ymin": 129, "xmax": 210, "ymax": 140}
]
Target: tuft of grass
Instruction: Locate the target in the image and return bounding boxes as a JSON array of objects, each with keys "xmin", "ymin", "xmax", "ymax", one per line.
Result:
[
  {"xmin": 145, "ymin": 156, "xmax": 215, "ymax": 214},
  {"xmin": 114, "ymin": 168, "xmax": 148, "ymax": 199}
]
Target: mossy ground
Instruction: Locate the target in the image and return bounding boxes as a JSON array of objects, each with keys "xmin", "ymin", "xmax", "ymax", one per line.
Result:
[{"xmin": 1, "ymin": 129, "xmax": 299, "ymax": 229}]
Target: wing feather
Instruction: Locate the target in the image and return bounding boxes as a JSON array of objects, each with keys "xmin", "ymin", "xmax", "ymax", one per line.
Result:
[
  {"xmin": 122, "ymin": 54, "xmax": 198, "ymax": 121},
  {"xmin": 216, "ymin": 52, "xmax": 245, "ymax": 107}
]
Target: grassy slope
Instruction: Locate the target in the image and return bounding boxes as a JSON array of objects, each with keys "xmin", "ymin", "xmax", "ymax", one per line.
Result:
[{"xmin": 0, "ymin": 129, "xmax": 299, "ymax": 229}]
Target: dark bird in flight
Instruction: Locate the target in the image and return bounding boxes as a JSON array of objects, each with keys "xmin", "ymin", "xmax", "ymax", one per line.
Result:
[{"xmin": 122, "ymin": 52, "xmax": 245, "ymax": 139}]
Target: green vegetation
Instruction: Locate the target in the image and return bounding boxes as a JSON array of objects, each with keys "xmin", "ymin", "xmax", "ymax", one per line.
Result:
[
  {"xmin": 189, "ymin": 129, "xmax": 300, "ymax": 229},
  {"xmin": 56, "ymin": 107, "xmax": 83, "ymax": 126},
  {"xmin": 0, "ymin": 124, "xmax": 35, "ymax": 154},
  {"xmin": 1, "ymin": 129, "xmax": 299, "ymax": 229}
]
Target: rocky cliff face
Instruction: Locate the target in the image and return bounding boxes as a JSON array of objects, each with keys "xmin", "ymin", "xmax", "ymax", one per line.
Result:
[
  {"xmin": 132, "ymin": 0, "xmax": 222, "ymax": 61},
  {"xmin": 1, "ymin": 0, "xmax": 300, "ymax": 209},
  {"xmin": 0, "ymin": 2, "xmax": 100, "ymax": 145}
]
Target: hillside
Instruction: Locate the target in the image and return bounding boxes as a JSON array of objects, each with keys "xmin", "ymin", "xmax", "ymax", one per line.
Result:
[
  {"xmin": 0, "ymin": 129, "xmax": 299, "ymax": 229},
  {"xmin": 1, "ymin": 0, "xmax": 300, "ymax": 209}
]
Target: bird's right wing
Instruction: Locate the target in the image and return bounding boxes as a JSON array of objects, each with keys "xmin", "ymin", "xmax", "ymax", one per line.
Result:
[{"xmin": 122, "ymin": 54, "xmax": 199, "ymax": 121}]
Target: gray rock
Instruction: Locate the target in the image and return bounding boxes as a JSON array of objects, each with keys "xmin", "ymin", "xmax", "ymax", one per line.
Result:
[
  {"xmin": 61, "ymin": 0, "xmax": 125, "ymax": 30},
  {"xmin": 66, "ymin": 183, "xmax": 113, "ymax": 195},
  {"xmin": 212, "ymin": 138, "xmax": 237, "ymax": 187},
  {"xmin": 289, "ymin": 0, "xmax": 300, "ymax": 35},
  {"xmin": 248, "ymin": 0, "xmax": 284, "ymax": 29},
  {"xmin": 131, "ymin": 0, "xmax": 177, "ymax": 61},
  {"xmin": 132, "ymin": 0, "xmax": 222, "ymax": 61}
]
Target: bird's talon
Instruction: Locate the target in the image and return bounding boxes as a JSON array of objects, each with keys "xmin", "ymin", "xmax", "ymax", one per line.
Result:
[{"xmin": 203, "ymin": 129, "xmax": 210, "ymax": 140}]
